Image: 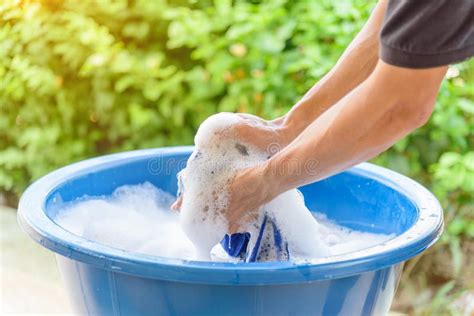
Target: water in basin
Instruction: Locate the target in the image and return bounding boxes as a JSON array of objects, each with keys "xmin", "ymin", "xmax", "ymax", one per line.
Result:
[{"xmin": 54, "ymin": 182, "xmax": 393, "ymax": 262}]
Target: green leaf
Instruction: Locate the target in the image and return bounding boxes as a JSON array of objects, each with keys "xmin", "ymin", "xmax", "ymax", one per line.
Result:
[
  {"xmin": 439, "ymin": 152, "xmax": 461, "ymax": 167},
  {"xmin": 457, "ymin": 98, "xmax": 474, "ymax": 114},
  {"xmin": 463, "ymin": 152, "xmax": 474, "ymax": 171}
]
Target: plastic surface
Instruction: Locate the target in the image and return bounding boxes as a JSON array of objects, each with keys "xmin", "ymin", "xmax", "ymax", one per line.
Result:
[{"xmin": 18, "ymin": 147, "xmax": 444, "ymax": 315}]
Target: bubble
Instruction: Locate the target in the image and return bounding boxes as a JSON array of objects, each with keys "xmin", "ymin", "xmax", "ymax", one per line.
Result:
[
  {"xmin": 54, "ymin": 112, "xmax": 393, "ymax": 263},
  {"xmin": 54, "ymin": 182, "xmax": 393, "ymax": 262},
  {"xmin": 55, "ymin": 183, "xmax": 196, "ymax": 260}
]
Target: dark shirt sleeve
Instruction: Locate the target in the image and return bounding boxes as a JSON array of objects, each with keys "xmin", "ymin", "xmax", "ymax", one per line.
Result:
[{"xmin": 380, "ymin": 0, "xmax": 474, "ymax": 68}]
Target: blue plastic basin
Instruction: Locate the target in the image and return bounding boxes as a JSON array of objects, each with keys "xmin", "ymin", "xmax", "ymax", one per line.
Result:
[{"xmin": 18, "ymin": 147, "xmax": 443, "ymax": 315}]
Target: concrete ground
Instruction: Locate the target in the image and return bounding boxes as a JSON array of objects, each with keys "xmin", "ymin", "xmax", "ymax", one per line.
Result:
[{"xmin": 1, "ymin": 206, "xmax": 72, "ymax": 315}]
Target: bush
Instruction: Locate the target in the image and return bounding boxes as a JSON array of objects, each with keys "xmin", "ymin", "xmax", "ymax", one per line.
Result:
[
  {"xmin": 1, "ymin": 0, "xmax": 472, "ymax": 313},
  {"xmin": 1, "ymin": 0, "xmax": 373, "ymax": 194}
]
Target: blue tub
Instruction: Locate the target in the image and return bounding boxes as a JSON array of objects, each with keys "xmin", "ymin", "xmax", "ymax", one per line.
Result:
[{"xmin": 18, "ymin": 147, "xmax": 443, "ymax": 315}]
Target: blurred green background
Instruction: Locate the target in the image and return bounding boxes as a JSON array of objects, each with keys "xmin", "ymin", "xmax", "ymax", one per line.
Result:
[{"xmin": 1, "ymin": 0, "xmax": 473, "ymax": 314}]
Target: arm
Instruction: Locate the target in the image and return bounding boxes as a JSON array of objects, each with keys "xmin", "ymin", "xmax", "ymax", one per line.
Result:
[
  {"xmin": 228, "ymin": 60, "xmax": 447, "ymax": 232},
  {"xmin": 276, "ymin": 0, "xmax": 388, "ymax": 145},
  {"xmin": 219, "ymin": 1, "xmax": 387, "ymax": 152},
  {"xmin": 173, "ymin": 1, "xmax": 387, "ymax": 156}
]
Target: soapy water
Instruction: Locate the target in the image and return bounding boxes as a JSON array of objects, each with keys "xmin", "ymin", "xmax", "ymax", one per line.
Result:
[
  {"xmin": 56, "ymin": 182, "xmax": 195, "ymax": 260},
  {"xmin": 55, "ymin": 182, "xmax": 393, "ymax": 262},
  {"xmin": 56, "ymin": 112, "xmax": 394, "ymax": 262}
]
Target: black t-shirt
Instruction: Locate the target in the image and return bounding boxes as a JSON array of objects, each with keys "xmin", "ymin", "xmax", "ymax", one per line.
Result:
[{"xmin": 380, "ymin": 0, "xmax": 474, "ymax": 68}]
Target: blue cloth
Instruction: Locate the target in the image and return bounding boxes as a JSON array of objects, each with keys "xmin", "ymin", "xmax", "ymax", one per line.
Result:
[{"xmin": 220, "ymin": 215, "xmax": 290, "ymax": 262}]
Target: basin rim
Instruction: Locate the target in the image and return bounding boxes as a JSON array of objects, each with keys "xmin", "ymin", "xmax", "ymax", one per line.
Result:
[{"xmin": 18, "ymin": 147, "xmax": 443, "ymax": 285}]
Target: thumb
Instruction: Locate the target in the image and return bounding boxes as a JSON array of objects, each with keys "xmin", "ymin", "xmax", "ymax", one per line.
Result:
[
  {"xmin": 171, "ymin": 196, "xmax": 183, "ymax": 212},
  {"xmin": 228, "ymin": 209, "xmax": 258, "ymax": 234}
]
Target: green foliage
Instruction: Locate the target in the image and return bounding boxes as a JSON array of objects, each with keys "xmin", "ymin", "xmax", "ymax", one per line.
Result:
[
  {"xmin": 1, "ymin": 0, "xmax": 473, "ymax": 314},
  {"xmin": 1, "ymin": 0, "xmax": 372, "ymax": 195},
  {"xmin": 372, "ymin": 61, "xmax": 474, "ymax": 315}
]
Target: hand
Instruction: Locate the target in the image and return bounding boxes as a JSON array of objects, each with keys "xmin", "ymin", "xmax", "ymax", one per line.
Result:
[
  {"xmin": 171, "ymin": 114, "xmax": 286, "ymax": 212},
  {"xmin": 171, "ymin": 162, "xmax": 277, "ymax": 233},
  {"xmin": 232, "ymin": 113, "xmax": 288, "ymax": 152},
  {"xmin": 226, "ymin": 163, "xmax": 277, "ymax": 233}
]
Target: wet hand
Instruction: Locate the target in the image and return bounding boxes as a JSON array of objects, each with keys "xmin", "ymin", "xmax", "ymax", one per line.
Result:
[
  {"xmin": 171, "ymin": 163, "xmax": 276, "ymax": 234},
  {"xmin": 226, "ymin": 163, "xmax": 278, "ymax": 233},
  {"xmin": 232, "ymin": 113, "xmax": 287, "ymax": 153},
  {"xmin": 171, "ymin": 114, "xmax": 285, "ymax": 213}
]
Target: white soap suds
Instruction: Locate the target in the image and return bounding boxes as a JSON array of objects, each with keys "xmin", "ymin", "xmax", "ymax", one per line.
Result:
[
  {"xmin": 56, "ymin": 182, "xmax": 196, "ymax": 260},
  {"xmin": 54, "ymin": 182, "xmax": 392, "ymax": 261},
  {"xmin": 54, "ymin": 113, "xmax": 393, "ymax": 262},
  {"xmin": 177, "ymin": 113, "xmax": 256, "ymax": 259}
]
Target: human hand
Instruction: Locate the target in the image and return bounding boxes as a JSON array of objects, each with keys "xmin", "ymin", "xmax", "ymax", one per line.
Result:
[
  {"xmin": 171, "ymin": 162, "xmax": 277, "ymax": 234},
  {"xmin": 231, "ymin": 113, "xmax": 288, "ymax": 152},
  {"xmin": 225, "ymin": 163, "xmax": 278, "ymax": 233},
  {"xmin": 171, "ymin": 114, "xmax": 286, "ymax": 212},
  {"xmin": 171, "ymin": 163, "xmax": 276, "ymax": 235}
]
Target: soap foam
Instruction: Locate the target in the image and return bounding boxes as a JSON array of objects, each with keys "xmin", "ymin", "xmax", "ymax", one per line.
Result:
[
  {"xmin": 177, "ymin": 113, "xmax": 330, "ymax": 260},
  {"xmin": 56, "ymin": 182, "xmax": 196, "ymax": 260},
  {"xmin": 54, "ymin": 112, "xmax": 393, "ymax": 262},
  {"xmin": 54, "ymin": 182, "xmax": 393, "ymax": 261},
  {"xmin": 178, "ymin": 113, "xmax": 268, "ymax": 259}
]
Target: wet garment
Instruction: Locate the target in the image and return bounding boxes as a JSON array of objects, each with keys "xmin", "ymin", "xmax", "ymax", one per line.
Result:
[{"xmin": 220, "ymin": 215, "xmax": 289, "ymax": 262}]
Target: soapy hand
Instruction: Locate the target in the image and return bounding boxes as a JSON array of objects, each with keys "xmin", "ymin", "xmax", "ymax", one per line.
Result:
[
  {"xmin": 231, "ymin": 113, "xmax": 287, "ymax": 150},
  {"xmin": 171, "ymin": 114, "xmax": 285, "ymax": 218},
  {"xmin": 226, "ymin": 164, "xmax": 276, "ymax": 233},
  {"xmin": 171, "ymin": 163, "xmax": 274, "ymax": 234}
]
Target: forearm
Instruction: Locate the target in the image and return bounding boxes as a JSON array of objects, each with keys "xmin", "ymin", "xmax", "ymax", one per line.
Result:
[
  {"xmin": 265, "ymin": 61, "xmax": 447, "ymax": 197},
  {"xmin": 277, "ymin": 0, "xmax": 388, "ymax": 144}
]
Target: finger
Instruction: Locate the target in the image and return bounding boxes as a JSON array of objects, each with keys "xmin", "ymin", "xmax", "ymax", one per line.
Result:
[
  {"xmin": 170, "ymin": 196, "xmax": 183, "ymax": 212},
  {"xmin": 227, "ymin": 208, "xmax": 242, "ymax": 227},
  {"xmin": 228, "ymin": 209, "xmax": 258, "ymax": 234},
  {"xmin": 227, "ymin": 207, "xmax": 244, "ymax": 233},
  {"xmin": 229, "ymin": 222, "xmax": 240, "ymax": 234},
  {"xmin": 240, "ymin": 210, "xmax": 258, "ymax": 225}
]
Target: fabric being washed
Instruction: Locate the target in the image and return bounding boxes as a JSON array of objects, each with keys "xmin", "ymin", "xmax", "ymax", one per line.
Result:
[
  {"xmin": 219, "ymin": 215, "xmax": 289, "ymax": 262},
  {"xmin": 177, "ymin": 113, "xmax": 331, "ymax": 262}
]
